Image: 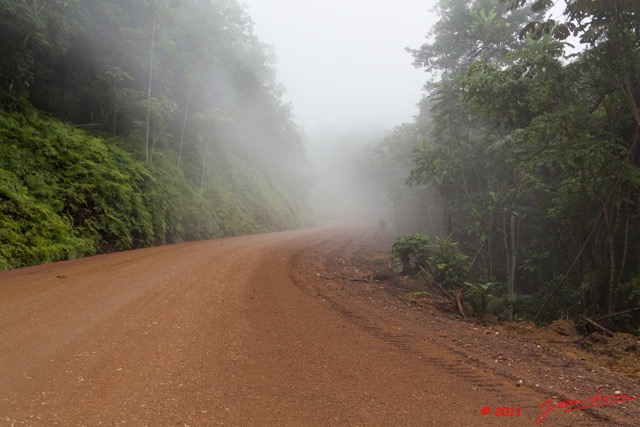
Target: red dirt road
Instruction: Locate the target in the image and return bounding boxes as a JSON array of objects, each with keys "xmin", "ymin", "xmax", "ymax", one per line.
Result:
[{"xmin": 0, "ymin": 226, "xmax": 637, "ymax": 426}]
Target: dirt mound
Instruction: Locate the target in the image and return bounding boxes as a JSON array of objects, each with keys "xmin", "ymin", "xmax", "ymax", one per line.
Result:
[
  {"xmin": 549, "ymin": 319, "xmax": 580, "ymax": 336},
  {"xmin": 578, "ymin": 332, "xmax": 640, "ymax": 380},
  {"xmin": 499, "ymin": 321, "xmax": 537, "ymax": 335},
  {"xmin": 312, "ymin": 229, "xmax": 639, "ymax": 425},
  {"xmin": 362, "ymin": 239, "xmax": 640, "ymax": 384}
]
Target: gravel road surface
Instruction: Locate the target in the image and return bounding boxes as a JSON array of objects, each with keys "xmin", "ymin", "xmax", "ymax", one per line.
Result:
[{"xmin": 1, "ymin": 226, "xmax": 637, "ymax": 426}]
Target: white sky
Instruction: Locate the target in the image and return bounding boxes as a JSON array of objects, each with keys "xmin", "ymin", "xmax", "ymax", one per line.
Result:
[{"xmin": 241, "ymin": 1, "xmax": 438, "ymax": 133}]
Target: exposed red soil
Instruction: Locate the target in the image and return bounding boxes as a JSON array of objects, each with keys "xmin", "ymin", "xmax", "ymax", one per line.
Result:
[{"xmin": 0, "ymin": 226, "xmax": 637, "ymax": 426}]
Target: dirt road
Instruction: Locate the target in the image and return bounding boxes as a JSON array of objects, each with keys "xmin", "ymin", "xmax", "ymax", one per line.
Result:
[{"xmin": 0, "ymin": 226, "xmax": 637, "ymax": 426}]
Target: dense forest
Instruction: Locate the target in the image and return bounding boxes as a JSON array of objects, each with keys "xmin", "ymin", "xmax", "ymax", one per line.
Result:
[
  {"xmin": 2, "ymin": 0, "xmax": 639, "ymax": 333},
  {"xmin": 0, "ymin": 0, "xmax": 310, "ymax": 269},
  {"xmin": 370, "ymin": 0, "xmax": 640, "ymax": 332}
]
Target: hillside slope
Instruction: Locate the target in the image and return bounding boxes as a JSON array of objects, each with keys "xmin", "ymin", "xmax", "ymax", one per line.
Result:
[{"xmin": 0, "ymin": 108, "xmax": 309, "ymax": 270}]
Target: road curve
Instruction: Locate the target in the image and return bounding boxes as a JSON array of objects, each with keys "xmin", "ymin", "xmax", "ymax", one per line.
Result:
[{"xmin": 0, "ymin": 227, "xmax": 625, "ymax": 426}]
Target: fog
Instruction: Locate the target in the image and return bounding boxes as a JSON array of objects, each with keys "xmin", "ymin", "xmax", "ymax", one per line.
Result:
[
  {"xmin": 242, "ymin": 0, "xmax": 438, "ymax": 224},
  {"xmin": 304, "ymin": 124, "xmax": 391, "ymax": 225},
  {"xmin": 243, "ymin": 0, "xmax": 436, "ymax": 129}
]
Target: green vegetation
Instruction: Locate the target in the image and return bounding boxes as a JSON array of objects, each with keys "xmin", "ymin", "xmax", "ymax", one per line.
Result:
[
  {"xmin": 391, "ymin": 233, "xmax": 469, "ymax": 290},
  {"xmin": 390, "ymin": 234, "xmax": 431, "ymax": 274},
  {"xmin": 0, "ymin": 108, "xmax": 307, "ymax": 270},
  {"xmin": 0, "ymin": 0, "xmax": 310, "ymax": 270},
  {"xmin": 377, "ymin": 0, "xmax": 640, "ymax": 332}
]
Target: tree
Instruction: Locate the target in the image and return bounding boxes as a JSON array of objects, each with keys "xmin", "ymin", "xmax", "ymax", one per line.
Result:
[
  {"xmin": 398, "ymin": 0, "xmax": 640, "ymax": 328},
  {"xmin": 500, "ymin": 0, "xmax": 640, "ymax": 318},
  {"xmin": 0, "ymin": 0, "xmax": 84, "ymax": 98},
  {"xmin": 406, "ymin": 0, "xmax": 547, "ymax": 305}
]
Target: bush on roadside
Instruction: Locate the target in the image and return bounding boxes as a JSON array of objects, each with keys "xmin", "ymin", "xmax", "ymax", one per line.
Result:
[
  {"xmin": 391, "ymin": 233, "xmax": 470, "ymax": 290},
  {"xmin": 390, "ymin": 233, "xmax": 430, "ymax": 274}
]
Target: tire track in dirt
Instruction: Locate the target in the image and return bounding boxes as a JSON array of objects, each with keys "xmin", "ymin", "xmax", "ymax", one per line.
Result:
[
  {"xmin": 287, "ymin": 227, "xmax": 635, "ymax": 427},
  {"xmin": 1, "ymin": 226, "xmax": 636, "ymax": 426}
]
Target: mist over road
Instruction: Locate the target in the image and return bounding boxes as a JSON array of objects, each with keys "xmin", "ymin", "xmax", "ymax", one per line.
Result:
[{"xmin": 0, "ymin": 227, "xmax": 632, "ymax": 426}]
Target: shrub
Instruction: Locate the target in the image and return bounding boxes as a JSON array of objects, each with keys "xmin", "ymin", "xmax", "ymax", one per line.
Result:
[
  {"xmin": 465, "ymin": 282, "xmax": 500, "ymax": 315},
  {"xmin": 390, "ymin": 233, "xmax": 430, "ymax": 273},
  {"xmin": 391, "ymin": 233, "xmax": 470, "ymax": 289},
  {"xmin": 0, "ymin": 170, "xmax": 95, "ymax": 269},
  {"xmin": 429, "ymin": 235, "xmax": 470, "ymax": 289},
  {"xmin": 0, "ymin": 107, "xmax": 309, "ymax": 269}
]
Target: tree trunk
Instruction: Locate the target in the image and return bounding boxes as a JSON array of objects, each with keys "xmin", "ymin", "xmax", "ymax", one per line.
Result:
[
  {"xmin": 144, "ymin": 9, "xmax": 157, "ymax": 164},
  {"xmin": 502, "ymin": 209, "xmax": 515, "ymax": 295},
  {"xmin": 21, "ymin": 34, "xmax": 32, "ymax": 50},
  {"xmin": 501, "ymin": 201, "xmax": 518, "ymax": 321},
  {"xmin": 509, "ymin": 209, "xmax": 517, "ymax": 295},
  {"xmin": 199, "ymin": 143, "xmax": 209, "ymax": 202},
  {"xmin": 617, "ymin": 208, "xmax": 630, "ymax": 286},
  {"xmin": 601, "ymin": 200, "xmax": 619, "ymax": 315},
  {"xmin": 112, "ymin": 103, "xmax": 117, "ymax": 137},
  {"xmin": 150, "ymin": 118, "xmax": 158, "ymax": 163},
  {"xmin": 607, "ymin": 234, "xmax": 616, "ymax": 315},
  {"xmin": 178, "ymin": 84, "xmax": 193, "ymax": 167}
]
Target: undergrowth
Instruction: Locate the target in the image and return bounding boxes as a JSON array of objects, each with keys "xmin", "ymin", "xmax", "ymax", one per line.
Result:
[{"xmin": 0, "ymin": 108, "xmax": 308, "ymax": 270}]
